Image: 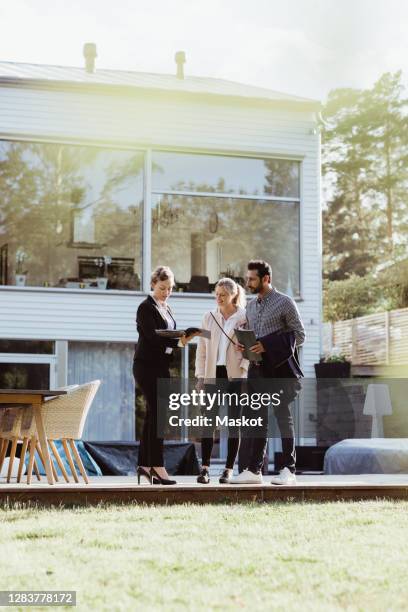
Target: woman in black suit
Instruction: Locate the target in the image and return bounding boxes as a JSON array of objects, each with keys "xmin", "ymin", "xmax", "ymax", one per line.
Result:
[{"xmin": 133, "ymin": 266, "xmax": 197, "ymax": 485}]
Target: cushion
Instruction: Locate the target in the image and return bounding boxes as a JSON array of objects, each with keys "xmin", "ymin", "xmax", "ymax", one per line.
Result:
[
  {"xmin": 324, "ymin": 438, "xmax": 408, "ymax": 474},
  {"xmin": 30, "ymin": 439, "xmax": 102, "ymax": 477}
]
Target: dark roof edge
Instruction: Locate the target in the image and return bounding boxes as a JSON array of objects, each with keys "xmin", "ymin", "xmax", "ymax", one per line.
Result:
[{"xmin": 0, "ymin": 77, "xmax": 322, "ymax": 112}]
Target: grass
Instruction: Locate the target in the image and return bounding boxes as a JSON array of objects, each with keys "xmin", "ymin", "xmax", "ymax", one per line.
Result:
[{"xmin": 1, "ymin": 501, "xmax": 408, "ymax": 611}]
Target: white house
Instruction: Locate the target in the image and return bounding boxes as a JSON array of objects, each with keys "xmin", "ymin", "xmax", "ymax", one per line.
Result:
[{"xmin": 0, "ymin": 48, "xmax": 322, "ymax": 449}]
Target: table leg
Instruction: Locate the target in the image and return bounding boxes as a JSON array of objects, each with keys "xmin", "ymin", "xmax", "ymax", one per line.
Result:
[{"xmin": 33, "ymin": 401, "xmax": 54, "ymax": 485}]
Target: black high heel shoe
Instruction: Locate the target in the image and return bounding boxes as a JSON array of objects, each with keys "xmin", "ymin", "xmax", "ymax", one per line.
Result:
[
  {"xmin": 150, "ymin": 467, "xmax": 177, "ymax": 486},
  {"xmin": 137, "ymin": 466, "xmax": 153, "ymax": 485}
]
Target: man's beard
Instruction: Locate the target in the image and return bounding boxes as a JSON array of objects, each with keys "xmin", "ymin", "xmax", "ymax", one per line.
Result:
[{"xmin": 248, "ymin": 284, "xmax": 261, "ymax": 294}]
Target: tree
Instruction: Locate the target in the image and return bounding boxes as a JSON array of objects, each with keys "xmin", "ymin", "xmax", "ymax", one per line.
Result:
[
  {"xmin": 322, "ymin": 72, "xmax": 408, "ymax": 282},
  {"xmin": 360, "ymin": 72, "xmax": 408, "ymax": 255}
]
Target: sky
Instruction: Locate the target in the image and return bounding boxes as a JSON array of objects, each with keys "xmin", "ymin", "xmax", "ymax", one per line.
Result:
[{"xmin": 0, "ymin": 0, "xmax": 407, "ymax": 102}]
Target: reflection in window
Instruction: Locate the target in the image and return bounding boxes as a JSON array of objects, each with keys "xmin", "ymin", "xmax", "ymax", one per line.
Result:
[
  {"xmin": 0, "ymin": 340, "xmax": 54, "ymax": 354},
  {"xmin": 153, "ymin": 151, "xmax": 300, "ymax": 198},
  {"xmin": 151, "ymin": 194, "xmax": 300, "ymax": 296},
  {"xmin": 0, "ymin": 141, "xmax": 144, "ymax": 290},
  {"xmin": 72, "ymin": 207, "xmax": 96, "ymax": 245},
  {"xmin": 0, "ymin": 363, "xmax": 50, "ymax": 389}
]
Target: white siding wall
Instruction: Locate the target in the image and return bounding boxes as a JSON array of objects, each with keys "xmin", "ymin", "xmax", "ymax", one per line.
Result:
[
  {"xmin": 0, "ymin": 287, "xmax": 213, "ymax": 342},
  {"xmin": 0, "ymin": 87, "xmax": 318, "ymax": 154},
  {"xmin": 0, "ymin": 85, "xmax": 321, "ymax": 376}
]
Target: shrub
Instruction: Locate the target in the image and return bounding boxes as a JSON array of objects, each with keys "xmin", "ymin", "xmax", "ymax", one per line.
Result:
[
  {"xmin": 323, "ymin": 274, "xmax": 382, "ymax": 322},
  {"xmin": 323, "ymin": 268, "xmax": 408, "ymax": 322}
]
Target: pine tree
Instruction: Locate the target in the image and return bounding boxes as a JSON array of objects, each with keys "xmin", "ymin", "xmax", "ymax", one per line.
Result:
[
  {"xmin": 359, "ymin": 72, "xmax": 408, "ymax": 256},
  {"xmin": 322, "ymin": 72, "xmax": 408, "ymax": 280},
  {"xmin": 322, "ymin": 88, "xmax": 378, "ymax": 279}
]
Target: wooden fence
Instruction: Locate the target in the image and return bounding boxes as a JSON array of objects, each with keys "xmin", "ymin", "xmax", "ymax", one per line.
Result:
[{"xmin": 323, "ymin": 308, "xmax": 408, "ymax": 365}]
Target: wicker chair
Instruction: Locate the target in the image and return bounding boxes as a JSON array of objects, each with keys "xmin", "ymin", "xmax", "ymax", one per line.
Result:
[
  {"xmin": 0, "ymin": 404, "xmax": 44, "ymax": 483},
  {"xmin": 18, "ymin": 380, "xmax": 100, "ymax": 485}
]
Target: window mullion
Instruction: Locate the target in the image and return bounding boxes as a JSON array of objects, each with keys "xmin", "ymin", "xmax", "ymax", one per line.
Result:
[{"xmin": 142, "ymin": 149, "xmax": 152, "ymax": 293}]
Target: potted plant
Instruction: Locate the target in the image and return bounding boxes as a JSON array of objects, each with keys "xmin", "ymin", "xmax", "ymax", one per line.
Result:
[
  {"xmin": 15, "ymin": 249, "xmax": 28, "ymax": 286},
  {"xmin": 314, "ymin": 350, "xmax": 351, "ymax": 378}
]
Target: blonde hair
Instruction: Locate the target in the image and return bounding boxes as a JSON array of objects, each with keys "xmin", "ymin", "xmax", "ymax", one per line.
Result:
[
  {"xmin": 150, "ymin": 265, "xmax": 175, "ymax": 288},
  {"xmin": 216, "ymin": 277, "xmax": 246, "ymax": 308}
]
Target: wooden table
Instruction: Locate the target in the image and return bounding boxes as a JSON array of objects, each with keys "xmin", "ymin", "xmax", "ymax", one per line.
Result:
[{"xmin": 0, "ymin": 390, "xmax": 67, "ymax": 485}]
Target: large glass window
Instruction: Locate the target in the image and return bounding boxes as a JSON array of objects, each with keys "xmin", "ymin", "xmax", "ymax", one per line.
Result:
[
  {"xmin": 0, "ymin": 141, "xmax": 144, "ymax": 290},
  {"xmin": 152, "ymin": 152, "xmax": 301, "ymax": 296},
  {"xmin": 0, "ymin": 145, "xmax": 301, "ymax": 295}
]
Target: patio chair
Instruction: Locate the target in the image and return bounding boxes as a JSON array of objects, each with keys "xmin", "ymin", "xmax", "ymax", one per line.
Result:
[
  {"xmin": 18, "ymin": 380, "xmax": 100, "ymax": 485},
  {"xmin": 1, "ymin": 404, "xmax": 44, "ymax": 482}
]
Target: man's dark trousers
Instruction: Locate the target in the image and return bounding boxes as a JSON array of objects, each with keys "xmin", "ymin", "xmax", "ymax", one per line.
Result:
[{"xmin": 239, "ymin": 358, "xmax": 297, "ymax": 474}]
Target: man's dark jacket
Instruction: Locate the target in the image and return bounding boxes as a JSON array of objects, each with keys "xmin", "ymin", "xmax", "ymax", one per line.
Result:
[{"xmin": 260, "ymin": 330, "xmax": 304, "ymax": 379}]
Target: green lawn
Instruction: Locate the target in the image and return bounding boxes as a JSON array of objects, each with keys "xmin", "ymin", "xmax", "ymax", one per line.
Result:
[{"xmin": 1, "ymin": 501, "xmax": 408, "ymax": 611}]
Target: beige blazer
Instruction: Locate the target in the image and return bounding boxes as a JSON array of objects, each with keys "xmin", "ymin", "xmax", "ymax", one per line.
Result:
[{"xmin": 195, "ymin": 307, "xmax": 249, "ymax": 381}]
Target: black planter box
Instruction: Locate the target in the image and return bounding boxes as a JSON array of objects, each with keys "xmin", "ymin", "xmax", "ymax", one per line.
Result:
[
  {"xmin": 274, "ymin": 446, "xmax": 329, "ymax": 472},
  {"xmin": 314, "ymin": 360, "xmax": 354, "ymax": 447},
  {"xmin": 314, "ymin": 361, "xmax": 351, "ymax": 378},
  {"xmin": 83, "ymin": 441, "xmax": 200, "ymax": 476}
]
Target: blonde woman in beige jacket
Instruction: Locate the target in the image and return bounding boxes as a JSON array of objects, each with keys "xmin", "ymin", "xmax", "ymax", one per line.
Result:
[{"xmin": 195, "ymin": 278, "xmax": 249, "ymax": 484}]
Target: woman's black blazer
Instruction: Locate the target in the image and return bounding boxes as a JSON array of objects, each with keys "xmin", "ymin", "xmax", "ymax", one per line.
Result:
[{"xmin": 133, "ymin": 295, "xmax": 179, "ymax": 365}]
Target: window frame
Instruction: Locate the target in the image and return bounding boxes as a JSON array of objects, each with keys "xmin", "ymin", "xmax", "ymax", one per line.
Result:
[{"xmin": 0, "ymin": 136, "xmax": 304, "ymax": 299}]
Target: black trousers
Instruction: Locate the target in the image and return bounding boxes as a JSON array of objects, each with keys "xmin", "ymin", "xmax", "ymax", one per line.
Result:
[
  {"xmin": 133, "ymin": 359, "xmax": 169, "ymax": 467},
  {"xmin": 239, "ymin": 360, "xmax": 297, "ymax": 474},
  {"xmin": 201, "ymin": 366, "xmax": 240, "ymax": 470}
]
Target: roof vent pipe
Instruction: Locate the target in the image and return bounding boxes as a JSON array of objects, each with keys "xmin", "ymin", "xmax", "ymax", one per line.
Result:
[
  {"xmin": 83, "ymin": 42, "xmax": 97, "ymax": 74},
  {"xmin": 175, "ymin": 51, "xmax": 186, "ymax": 79}
]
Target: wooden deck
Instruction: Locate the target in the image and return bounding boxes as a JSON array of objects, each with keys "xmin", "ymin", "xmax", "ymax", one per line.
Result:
[{"xmin": 1, "ymin": 474, "xmax": 408, "ymax": 505}]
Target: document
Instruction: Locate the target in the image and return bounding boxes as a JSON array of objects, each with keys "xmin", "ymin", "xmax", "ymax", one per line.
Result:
[
  {"xmin": 155, "ymin": 328, "xmax": 211, "ymax": 339},
  {"xmin": 234, "ymin": 329, "xmax": 262, "ymax": 362}
]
